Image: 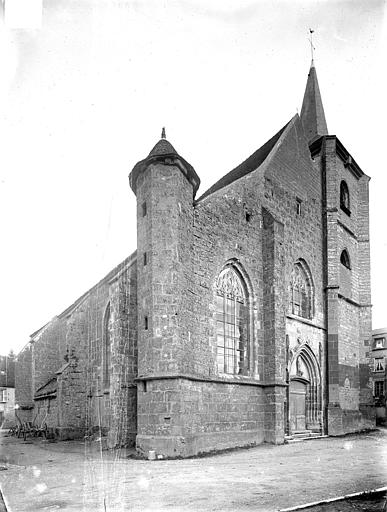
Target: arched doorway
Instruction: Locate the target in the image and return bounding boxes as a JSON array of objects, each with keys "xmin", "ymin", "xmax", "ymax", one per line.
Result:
[
  {"xmin": 288, "ymin": 345, "xmax": 322, "ymax": 434},
  {"xmin": 289, "ymin": 379, "xmax": 308, "ymax": 431}
]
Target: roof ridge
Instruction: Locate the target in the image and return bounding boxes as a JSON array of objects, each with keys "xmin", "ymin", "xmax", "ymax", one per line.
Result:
[{"xmin": 196, "ymin": 119, "xmax": 291, "ymax": 202}]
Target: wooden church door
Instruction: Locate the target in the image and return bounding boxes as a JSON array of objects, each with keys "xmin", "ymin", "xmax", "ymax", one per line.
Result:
[{"xmin": 289, "ymin": 380, "xmax": 306, "ymax": 432}]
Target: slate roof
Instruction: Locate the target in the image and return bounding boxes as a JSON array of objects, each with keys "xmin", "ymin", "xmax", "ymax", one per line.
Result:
[
  {"xmin": 34, "ymin": 377, "xmax": 57, "ymax": 400},
  {"xmin": 300, "ymin": 61, "xmax": 328, "ymax": 142},
  {"xmin": 25, "ymin": 252, "xmax": 136, "ymax": 346},
  {"xmin": 148, "ymin": 139, "xmax": 178, "ymax": 157},
  {"xmin": 130, "ymin": 138, "xmax": 201, "ymax": 196},
  {"xmin": 197, "ymin": 120, "xmax": 290, "ymax": 202},
  {"xmin": 57, "ymin": 251, "xmax": 136, "ymax": 319}
]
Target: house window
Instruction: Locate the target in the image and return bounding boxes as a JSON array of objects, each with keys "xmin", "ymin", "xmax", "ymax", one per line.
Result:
[
  {"xmin": 374, "ymin": 381, "xmax": 384, "ymax": 398},
  {"xmin": 374, "ymin": 337, "xmax": 385, "ymax": 349},
  {"xmin": 374, "ymin": 358, "xmax": 385, "ymax": 372},
  {"xmin": 340, "ymin": 181, "xmax": 350, "ymax": 215},
  {"xmin": 215, "ymin": 266, "xmax": 249, "ymax": 375},
  {"xmin": 340, "ymin": 249, "xmax": 351, "ymax": 269},
  {"xmin": 103, "ymin": 303, "xmax": 112, "ymax": 390},
  {"xmin": 289, "ymin": 260, "xmax": 313, "ymax": 319},
  {"xmin": 0, "ymin": 389, "xmax": 6, "ymax": 402}
]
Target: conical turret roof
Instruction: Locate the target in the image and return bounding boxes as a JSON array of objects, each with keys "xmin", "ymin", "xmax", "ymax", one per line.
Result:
[
  {"xmin": 300, "ymin": 61, "xmax": 328, "ymax": 142},
  {"xmin": 129, "ymin": 131, "xmax": 200, "ymax": 196},
  {"xmin": 148, "ymin": 138, "xmax": 178, "ymax": 158}
]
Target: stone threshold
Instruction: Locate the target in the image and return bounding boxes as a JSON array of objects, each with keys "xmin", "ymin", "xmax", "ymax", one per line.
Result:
[{"xmin": 285, "ymin": 431, "xmax": 327, "ymax": 444}]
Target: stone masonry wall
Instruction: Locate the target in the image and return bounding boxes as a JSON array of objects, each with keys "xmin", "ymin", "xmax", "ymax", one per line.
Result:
[
  {"xmin": 108, "ymin": 262, "xmax": 138, "ymax": 448},
  {"xmin": 15, "ymin": 344, "xmax": 33, "ymax": 408},
  {"xmin": 35, "ymin": 397, "xmax": 58, "ymax": 430},
  {"xmin": 322, "ymin": 138, "xmax": 374, "ymax": 434},
  {"xmin": 189, "ymin": 117, "xmax": 324, "ymax": 452},
  {"xmin": 135, "ymin": 161, "xmax": 197, "ymax": 455},
  {"xmin": 57, "ymin": 306, "xmax": 89, "ymax": 440},
  {"xmin": 135, "ymin": 116, "xmax": 326, "ymax": 456},
  {"xmin": 32, "ymin": 318, "xmax": 67, "ymax": 393},
  {"xmin": 17, "ymin": 257, "xmax": 138, "ymax": 445},
  {"xmin": 15, "ymin": 344, "xmax": 34, "ymax": 423},
  {"xmin": 137, "ymin": 378, "xmax": 265, "ymax": 457},
  {"xmin": 56, "ymin": 260, "xmax": 137, "ymax": 445}
]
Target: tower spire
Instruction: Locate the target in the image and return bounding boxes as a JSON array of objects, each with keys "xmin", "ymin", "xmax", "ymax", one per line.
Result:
[{"xmin": 300, "ymin": 59, "xmax": 328, "ymax": 143}]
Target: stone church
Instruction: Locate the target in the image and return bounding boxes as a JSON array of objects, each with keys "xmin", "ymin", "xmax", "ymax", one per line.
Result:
[{"xmin": 15, "ymin": 62, "xmax": 375, "ymax": 457}]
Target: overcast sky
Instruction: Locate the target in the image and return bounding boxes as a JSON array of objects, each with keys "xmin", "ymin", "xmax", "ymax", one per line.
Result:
[{"xmin": 0, "ymin": 0, "xmax": 386, "ymax": 355}]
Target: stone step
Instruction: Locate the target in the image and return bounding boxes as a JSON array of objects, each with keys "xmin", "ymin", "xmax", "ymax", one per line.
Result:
[
  {"xmin": 292, "ymin": 430, "xmax": 314, "ymax": 438},
  {"xmin": 285, "ymin": 434, "xmax": 328, "ymax": 444}
]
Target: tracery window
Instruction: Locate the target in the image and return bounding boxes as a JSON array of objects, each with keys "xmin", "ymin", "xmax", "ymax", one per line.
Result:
[
  {"xmin": 289, "ymin": 261, "xmax": 313, "ymax": 319},
  {"xmin": 340, "ymin": 249, "xmax": 351, "ymax": 269},
  {"xmin": 215, "ymin": 266, "xmax": 249, "ymax": 375},
  {"xmin": 340, "ymin": 181, "xmax": 350, "ymax": 215},
  {"xmin": 103, "ymin": 303, "xmax": 111, "ymax": 390}
]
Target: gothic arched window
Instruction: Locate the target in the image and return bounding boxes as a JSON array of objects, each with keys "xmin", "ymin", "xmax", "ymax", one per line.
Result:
[
  {"xmin": 340, "ymin": 181, "xmax": 350, "ymax": 215},
  {"xmin": 103, "ymin": 303, "xmax": 111, "ymax": 390},
  {"xmin": 289, "ymin": 261, "xmax": 313, "ymax": 319},
  {"xmin": 215, "ymin": 266, "xmax": 249, "ymax": 375},
  {"xmin": 340, "ymin": 249, "xmax": 351, "ymax": 269}
]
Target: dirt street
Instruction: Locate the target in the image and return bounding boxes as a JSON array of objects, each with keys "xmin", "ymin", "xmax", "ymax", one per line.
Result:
[{"xmin": 0, "ymin": 429, "xmax": 386, "ymax": 512}]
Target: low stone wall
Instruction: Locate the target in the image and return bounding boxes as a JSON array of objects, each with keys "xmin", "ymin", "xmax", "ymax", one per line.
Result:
[
  {"xmin": 328, "ymin": 404, "xmax": 375, "ymax": 435},
  {"xmin": 136, "ymin": 377, "xmax": 266, "ymax": 458}
]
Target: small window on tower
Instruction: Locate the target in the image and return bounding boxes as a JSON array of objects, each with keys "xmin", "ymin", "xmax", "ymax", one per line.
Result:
[
  {"xmin": 144, "ymin": 316, "xmax": 148, "ymax": 330},
  {"xmin": 142, "ymin": 202, "xmax": 147, "ymax": 217},
  {"xmin": 143, "ymin": 252, "xmax": 147, "ymax": 266},
  {"xmin": 340, "ymin": 250, "xmax": 351, "ymax": 270},
  {"xmin": 296, "ymin": 199, "xmax": 302, "ymax": 216},
  {"xmin": 340, "ymin": 181, "xmax": 350, "ymax": 215}
]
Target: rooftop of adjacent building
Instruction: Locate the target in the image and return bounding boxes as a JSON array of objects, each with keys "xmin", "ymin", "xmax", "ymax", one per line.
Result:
[{"xmin": 372, "ymin": 328, "xmax": 387, "ymax": 337}]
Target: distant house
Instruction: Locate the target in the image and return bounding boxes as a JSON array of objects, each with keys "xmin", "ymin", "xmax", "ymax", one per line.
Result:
[
  {"xmin": 0, "ymin": 354, "xmax": 16, "ymax": 427},
  {"xmin": 371, "ymin": 328, "xmax": 387, "ymax": 424}
]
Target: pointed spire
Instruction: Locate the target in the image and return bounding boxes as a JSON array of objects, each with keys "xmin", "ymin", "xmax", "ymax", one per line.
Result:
[
  {"xmin": 161, "ymin": 127, "xmax": 166, "ymax": 139},
  {"xmin": 300, "ymin": 62, "xmax": 328, "ymax": 143}
]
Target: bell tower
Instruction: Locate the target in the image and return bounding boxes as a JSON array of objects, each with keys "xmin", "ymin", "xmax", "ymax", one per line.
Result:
[{"xmin": 300, "ymin": 61, "xmax": 374, "ymax": 434}]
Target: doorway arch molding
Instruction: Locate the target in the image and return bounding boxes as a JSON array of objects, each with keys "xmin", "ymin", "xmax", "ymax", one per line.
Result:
[{"xmin": 289, "ymin": 342, "xmax": 322, "ymax": 433}]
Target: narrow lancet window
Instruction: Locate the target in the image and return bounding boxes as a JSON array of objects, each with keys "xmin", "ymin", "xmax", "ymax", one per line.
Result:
[
  {"xmin": 103, "ymin": 303, "xmax": 112, "ymax": 390},
  {"xmin": 340, "ymin": 181, "xmax": 350, "ymax": 215},
  {"xmin": 340, "ymin": 249, "xmax": 351, "ymax": 269}
]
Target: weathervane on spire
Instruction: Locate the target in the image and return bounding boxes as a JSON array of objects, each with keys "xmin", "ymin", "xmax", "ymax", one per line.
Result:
[
  {"xmin": 161, "ymin": 127, "xmax": 166, "ymax": 139},
  {"xmin": 308, "ymin": 28, "xmax": 315, "ymax": 64}
]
